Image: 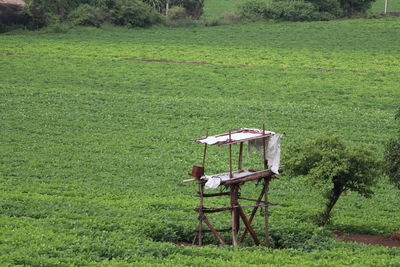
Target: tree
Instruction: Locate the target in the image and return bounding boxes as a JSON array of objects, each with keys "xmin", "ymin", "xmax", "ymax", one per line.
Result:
[
  {"xmin": 286, "ymin": 135, "xmax": 380, "ymax": 226},
  {"xmin": 384, "ymin": 107, "xmax": 400, "ymax": 189}
]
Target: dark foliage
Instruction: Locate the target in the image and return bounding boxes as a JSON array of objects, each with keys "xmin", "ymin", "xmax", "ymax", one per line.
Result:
[
  {"xmin": 15, "ymin": 0, "xmax": 162, "ymax": 29},
  {"xmin": 338, "ymin": 0, "xmax": 376, "ymax": 16}
]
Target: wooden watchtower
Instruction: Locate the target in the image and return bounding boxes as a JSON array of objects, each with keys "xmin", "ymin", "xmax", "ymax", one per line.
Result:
[{"xmin": 183, "ymin": 127, "xmax": 283, "ymax": 247}]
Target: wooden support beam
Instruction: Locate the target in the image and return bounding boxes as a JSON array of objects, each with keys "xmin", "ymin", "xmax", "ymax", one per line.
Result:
[
  {"xmin": 201, "ymin": 213, "xmax": 226, "ymax": 245},
  {"xmin": 238, "ymin": 197, "xmax": 267, "ymax": 203},
  {"xmin": 238, "ymin": 142, "xmax": 243, "ymax": 171},
  {"xmin": 239, "ymin": 183, "xmax": 266, "ymax": 243},
  {"xmin": 230, "ymin": 184, "xmax": 239, "ymax": 246},
  {"xmin": 197, "ymin": 183, "xmax": 204, "ymax": 246},
  {"xmin": 193, "ymin": 228, "xmax": 231, "ymax": 233},
  {"xmin": 222, "ymin": 170, "xmax": 273, "ymax": 186},
  {"xmin": 237, "ymin": 206, "xmax": 260, "ymax": 245},
  {"xmin": 229, "ymin": 131, "xmax": 233, "ymax": 179},
  {"xmin": 197, "ymin": 192, "xmax": 231, "ymax": 198},
  {"xmin": 264, "ymin": 178, "xmax": 270, "ymax": 248},
  {"xmin": 195, "ymin": 202, "xmax": 272, "ymax": 213}
]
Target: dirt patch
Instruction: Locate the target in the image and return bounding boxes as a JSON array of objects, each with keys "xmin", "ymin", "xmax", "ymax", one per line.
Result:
[
  {"xmin": 122, "ymin": 58, "xmax": 213, "ymax": 65},
  {"xmin": 334, "ymin": 230, "xmax": 400, "ymax": 248},
  {"xmin": 122, "ymin": 57, "xmax": 256, "ymax": 67},
  {"xmin": 386, "ymin": 12, "xmax": 400, "ymax": 17},
  {"xmin": 1, "ymin": 51, "xmax": 37, "ymax": 56}
]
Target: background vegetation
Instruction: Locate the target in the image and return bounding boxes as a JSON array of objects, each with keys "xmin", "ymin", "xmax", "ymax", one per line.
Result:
[
  {"xmin": 2, "ymin": 0, "xmax": 400, "ymax": 32},
  {"xmin": 1, "ymin": 0, "xmax": 399, "ymax": 266}
]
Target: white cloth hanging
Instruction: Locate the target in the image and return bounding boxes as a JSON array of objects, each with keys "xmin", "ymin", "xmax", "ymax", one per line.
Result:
[
  {"xmin": 266, "ymin": 134, "xmax": 282, "ymax": 174},
  {"xmin": 247, "ymin": 133, "xmax": 282, "ymax": 174}
]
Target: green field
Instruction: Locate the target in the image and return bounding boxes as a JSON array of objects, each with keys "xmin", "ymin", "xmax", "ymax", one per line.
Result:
[{"xmin": 1, "ymin": 8, "xmax": 400, "ymax": 267}]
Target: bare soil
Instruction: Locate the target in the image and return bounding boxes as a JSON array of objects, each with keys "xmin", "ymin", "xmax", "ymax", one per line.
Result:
[
  {"xmin": 122, "ymin": 57, "xmax": 213, "ymax": 65},
  {"xmin": 334, "ymin": 230, "xmax": 400, "ymax": 248}
]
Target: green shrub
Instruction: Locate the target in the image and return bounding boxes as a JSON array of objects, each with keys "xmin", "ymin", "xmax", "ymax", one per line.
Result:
[
  {"xmin": 110, "ymin": 0, "xmax": 162, "ymax": 28},
  {"xmin": 238, "ymin": 0, "xmax": 269, "ymax": 21},
  {"xmin": 68, "ymin": 4, "xmax": 106, "ymax": 27},
  {"xmin": 167, "ymin": 6, "xmax": 188, "ymax": 20},
  {"xmin": 271, "ymin": 1, "xmax": 319, "ymax": 21},
  {"xmin": 305, "ymin": 0, "xmax": 343, "ymax": 16},
  {"xmin": 239, "ymin": 0, "xmax": 321, "ymax": 22}
]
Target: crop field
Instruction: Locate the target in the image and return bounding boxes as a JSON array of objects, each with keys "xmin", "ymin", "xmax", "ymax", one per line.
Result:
[{"xmin": 1, "ymin": 10, "xmax": 400, "ymax": 267}]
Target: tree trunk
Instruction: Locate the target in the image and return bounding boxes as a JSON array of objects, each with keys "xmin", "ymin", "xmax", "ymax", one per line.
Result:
[{"xmin": 319, "ymin": 185, "xmax": 342, "ymax": 226}]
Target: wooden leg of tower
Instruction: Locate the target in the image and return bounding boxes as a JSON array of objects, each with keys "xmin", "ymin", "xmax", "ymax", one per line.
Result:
[
  {"xmin": 201, "ymin": 213, "xmax": 226, "ymax": 245},
  {"xmin": 264, "ymin": 178, "xmax": 270, "ymax": 247},
  {"xmin": 237, "ymin": 206, "xmax": 260, "ymax": 245},
  {"xmin": 239, "ymin": 182, "xmax": 266, "ymax": 243},
  {"xmin": 198, "ymin": 182, "xmax": 204, "ymax": 246},
  {"xmin": 231, "ymin": 184, "xmax": 239, "ymax": 246}
]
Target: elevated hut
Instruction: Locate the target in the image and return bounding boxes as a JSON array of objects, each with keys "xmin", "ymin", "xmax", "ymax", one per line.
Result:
[{"xmin": 183, "ymin": 127, "xmax": 283, "ymax": 246}]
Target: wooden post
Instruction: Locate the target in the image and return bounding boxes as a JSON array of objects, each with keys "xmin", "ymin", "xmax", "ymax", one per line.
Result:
[
  {"xmin": 201, "ymin": 213, "xmax": 226, "ymax": 245},
  {"xmin": 230, "ymin": 184, "xmax": 239, "ymax": 246},
  {"xmin": 239, "ymin": 182, "xmax": 266, "ymax": 243},
  {"xmin": 198, "ymin": 182, "xmax": 204, "ymax": 246},
  {"xmin": 237, "ymin": 206, "xmax": 260, "ymax": 245},
  {"xmin": 229, "ymin": 131, "xmax": 233, "ymax": 179},
  {"xmin": 202, "ymin": 131, "xmax": 208, "ymax": 167},
  {"xmin": 238, "ymin": 142, "xmax": 243, "ymax": 171},
  {"xmin": 262, "ymin": 123, "xmax": 270, "ymax": 247},
  {"xmin": 264, "ymin": 177, "xmax": 270, "ymax": 248},
  {"xmin": 197, "ymin": 131, "xmax": 208, "ymax": 246}
]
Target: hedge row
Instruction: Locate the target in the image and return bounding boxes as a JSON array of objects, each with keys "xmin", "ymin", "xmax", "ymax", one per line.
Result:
[{"xmin": 238, "ymin": 0, "xmax": 376, "ymax": 22}]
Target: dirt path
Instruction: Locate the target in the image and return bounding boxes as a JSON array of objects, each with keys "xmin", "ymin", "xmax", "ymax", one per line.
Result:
[{"xmin": 334, "ymin": 231, "xmax": 400, "ymax": 248}]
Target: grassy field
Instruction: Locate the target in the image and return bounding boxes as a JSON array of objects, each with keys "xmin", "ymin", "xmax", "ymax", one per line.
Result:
[{"xmin": 1, "ymin": 8, "xmax": 400, "ymax": 267}]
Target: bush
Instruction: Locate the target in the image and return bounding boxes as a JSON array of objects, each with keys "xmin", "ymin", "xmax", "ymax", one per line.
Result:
[
  {"xmin": 239, "ymin": 0, "xmax": 321, "ymax": 22},
  {"xmin": 238, "ymin": 0, "xmax": 269, "ymax": 21},
  {"xmin": 167, "ymin": 6, "xmax": 188, "ymax": 20},
  {"xmin": 68, "ymin": 4, "xmax": 106, "ymax": 27},
  {"xmin": 110, "ymin": 0, "xmax": 162, "ymax": 28},
  {"xmin": 239, "ymin": 0, "xmax": 376, "ymax": 21},
  {"xmin": 305, "ymin": 0, "xmax": 343, "ymax": 16}
]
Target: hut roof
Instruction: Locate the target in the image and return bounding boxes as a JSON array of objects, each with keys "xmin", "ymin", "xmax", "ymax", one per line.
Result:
[{"xmin": 193, "ymin": 128, "xmax": 274, "ymax": 146}]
